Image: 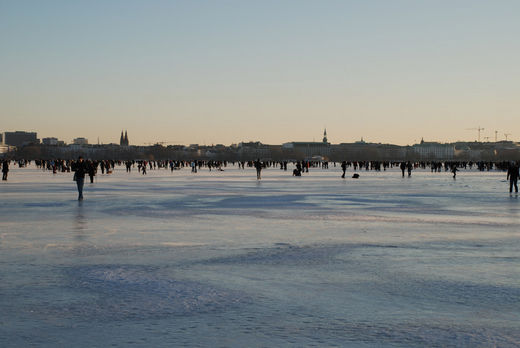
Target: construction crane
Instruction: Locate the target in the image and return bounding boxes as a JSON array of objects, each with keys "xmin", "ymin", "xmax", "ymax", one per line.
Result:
[
  {"xmin": 504, "ymin": 133, "xmax": 512, "ymax": 141},
  {"xmin": 466, "ymin": 126, "xmax": 485, "ymax": 142}
]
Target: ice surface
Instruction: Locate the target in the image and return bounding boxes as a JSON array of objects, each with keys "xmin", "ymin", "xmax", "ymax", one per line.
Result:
[{"xmin": 1, "ymin": 164, "xmax": 519, "ymax": 347}]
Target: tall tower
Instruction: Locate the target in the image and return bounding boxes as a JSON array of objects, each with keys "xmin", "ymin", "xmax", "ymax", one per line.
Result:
[
  {"xmin": 322, "ymin": 128, "xmax": 328, "ymax": 143},
  {"xmin": 124, "ymin": 130, "xmax": 129, "ymax": 146},
  {"xmin": 120, "ymin": 130, "xmax": 124, "ymax": 146}
]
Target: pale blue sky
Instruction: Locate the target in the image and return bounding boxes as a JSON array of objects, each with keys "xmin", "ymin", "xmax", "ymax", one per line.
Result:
[{"xmin": 1, "ymin": 0, "xmax": 519, "ymax": 145}]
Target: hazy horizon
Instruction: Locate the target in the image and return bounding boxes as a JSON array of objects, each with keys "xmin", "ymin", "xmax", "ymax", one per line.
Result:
[{"xmin": 1, "ymin": 1, "xmax": 519, "ymax": 145}]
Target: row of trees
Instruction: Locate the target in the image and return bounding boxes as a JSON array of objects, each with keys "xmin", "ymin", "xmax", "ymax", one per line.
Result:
[{"xmin": 6, "ymin": 143, "xmax": 520, "ymax": 162}]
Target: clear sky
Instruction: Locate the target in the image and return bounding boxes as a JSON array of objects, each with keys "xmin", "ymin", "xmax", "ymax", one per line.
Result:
[{"xmin": 1, "ymin": 0, "xmax": 519, "ymax": 145}]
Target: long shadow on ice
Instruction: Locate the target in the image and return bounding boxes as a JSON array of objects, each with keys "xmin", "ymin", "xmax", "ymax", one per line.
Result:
[
  {"xmin": 103, "ymin": 194, "xmax": 318, "ymax": 218},
  {"xmin": 195, "ymin": 243, "xmax": 520, "ymax": 310}
]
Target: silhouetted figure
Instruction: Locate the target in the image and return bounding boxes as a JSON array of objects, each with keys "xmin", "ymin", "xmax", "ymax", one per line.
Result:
[
  {"xmin": 293, "ymin": 168, "xmax": 301, "ymax": 176},
  {"xmin": 407, "ymin": 161, "xmax": 413, "ymax": 177},
  {"xmin": 295, "ymin": 162, "xmax": 302, "ymax": 175},
  {"xmin": 2, "ymin": 160, "xmax": 9, "ymax": 181},
  {"xmin": 72, "ymin": 156, "xmax": 88, "ymax": 200},
  {"xmin": 451, "ymin": 166, "xmax": 458, "ymax": 179},
  {"xmin": 88, "ymin": 161, "xmax": 96, "ymax": 183},
  {"xmin": 341, "ymin": 161, "xmax": 347, "ymax": 178},
  {"xmin": 254, "ymin": 159, "xmax": 262, "ymax": 179},
  {"xmin": 400, "ymin": 162, "xmax": 406, "ymax": 177},
  {"xmin": 507, "ymin": 162, "xmax": 519, "ymax": 193}
]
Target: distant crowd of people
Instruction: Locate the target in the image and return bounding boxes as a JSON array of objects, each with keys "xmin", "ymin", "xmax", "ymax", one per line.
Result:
[{"xmin": 1, "ymin": 158, "xmax": 519, "ymax": 199}]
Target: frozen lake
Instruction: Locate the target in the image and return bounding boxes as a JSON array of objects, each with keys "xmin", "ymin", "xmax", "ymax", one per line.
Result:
[{"xmin": 1, "ymin": 164, "xmax": 519, "ymax": 347}]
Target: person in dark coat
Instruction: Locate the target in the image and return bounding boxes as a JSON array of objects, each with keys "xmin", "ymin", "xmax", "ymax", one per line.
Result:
[
  {"xmin": 295, "ymin": 162, "xmax": 302, "ymax": 176},
  {"xmin": 341, "ymin": 161, "xmax": 347, "ymax": 178},
  {"xmin": 400, "ymin": 162, "xmax": 406, "ymax": 177},
  {"xmin": 254, "ymin": 159, "xmax": 262, "ymax": 180},
  {"xmin": 507, "ymin": 161, "xmax": 519, "ymax": 193},
  {"xmin": 2, "ymin": 160, "xmax": 9, "ymax": 181},
  {"xmin": 407, "ymin": 161, "xmax": 413, "ymax": 177},
  {"xmin": 87, "ymin": 160, "xmax": 97, "ymax": 183},
  {"xmin": 72, "ymin": 156, "xmax": 88, "ymax": 200},
  {"xmin": 451, "ymin": 165, "xmax": 458, "ymax": 179}
]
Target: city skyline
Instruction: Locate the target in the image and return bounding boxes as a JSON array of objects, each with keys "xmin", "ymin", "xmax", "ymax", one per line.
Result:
[
  {"xmin": 1, "ymin": 1, "xmax": 519, "ymax": 146},
  {"xmin": 1, "ymin": 127, "xmax": 516, "ymax": 147}
]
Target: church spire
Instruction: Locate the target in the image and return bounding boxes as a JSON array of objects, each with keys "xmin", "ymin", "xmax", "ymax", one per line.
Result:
[{"xmin": 322, "ymin": 128, "xmax": 328, "ymax": 143}]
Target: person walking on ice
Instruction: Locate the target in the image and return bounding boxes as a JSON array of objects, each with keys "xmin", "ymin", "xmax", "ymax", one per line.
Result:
[
  {"xmin": 2, "ymin": 160, "xmax": 9, "ymax": 181},
  {"xmin": 400, "ymin": 162, "xmax": 406, "ymax": 177},
  {"xmin": 507, "ymin": 161, "xmax": 519, "ymax": 193},
  {"xmin": 254, "ymin": 159, "xmax": 262, "ymax": 180},
  {"xmin": 72, "ymin": 156, "xmax": 88, "ymax": 200},
  {"xmin": 341, "ymin": 161, "xmax": 347, "ymax": 178},
  {"xmin": 451, "ymin": 165, "xmax": 458, "ymax": 179}
]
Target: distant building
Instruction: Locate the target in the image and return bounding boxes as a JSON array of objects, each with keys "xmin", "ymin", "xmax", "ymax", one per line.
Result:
[
  {"xmin": 73, "ymin": 137, "xmax": 88, "ymax": 145},
  {"xmin": 331, "ymin": 140, "xmax": 406, "ymax": 161},
  {"xmin": 281, "ymin": 129, "xmax": 331, "ymax": 159},
  {"xmin": 237, "ymin": 141, "xmax": 273, "ymax": 159},
  {"xmin": 0, "ymin": 145, "xmax": 10, "ymax": 155},
  {"xmin": 42, "ymin": 137, "xmax": 59, "ymax": 145},
  {"xmin": 3, "ymin": 131, "xmax": 39, "ymax": 147},
  {"xmin": 412, "ymin": 139, "xmax": 454, "ymax": 160},
  {"xmin": 282, "ymin": 141, "xmax": 330, "ymax": 159},
  {"xmin": 0, "ymin": 133, "xmax": 9, "ymax": 155},
  {"xmin": 120, "ymin": 130, "xmax": 129, "ymax": 146}
]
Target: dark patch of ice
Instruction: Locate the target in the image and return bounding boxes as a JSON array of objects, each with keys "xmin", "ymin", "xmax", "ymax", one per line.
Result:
[
  {"xmin": 24, "ymin": 202, "xmax": 69, "ymax": 208},
  {"xmin": 34, "ymin": 265, "xmax": 250, "ymax": 321}
]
